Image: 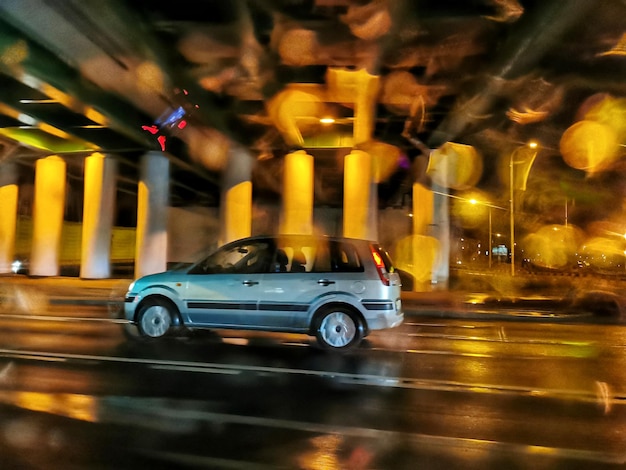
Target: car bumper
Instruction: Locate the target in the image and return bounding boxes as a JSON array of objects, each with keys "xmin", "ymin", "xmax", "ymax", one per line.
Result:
[{"xmin": 368, "ymin": 310, "xmax": 404, "ymax": 330}]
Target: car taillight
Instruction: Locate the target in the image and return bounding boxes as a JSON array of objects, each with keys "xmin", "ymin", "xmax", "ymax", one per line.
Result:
[{"xmin": 370, "ymin": 247, "xmax": 390, "ymax": 286}]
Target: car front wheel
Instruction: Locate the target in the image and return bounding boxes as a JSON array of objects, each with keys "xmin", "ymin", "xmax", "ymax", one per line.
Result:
[
  {"xmin": 137, "ymin": 298, "xmax": 177, "ymax": 338},
  {"xmin": 314, "ymin": 306, "xmax": 363, "ymax": 350}
]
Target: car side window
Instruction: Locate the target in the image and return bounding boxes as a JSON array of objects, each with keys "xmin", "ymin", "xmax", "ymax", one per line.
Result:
[
  {"xmin": 270, "ymin": 243, "xmax": 315, "ymax": 273},
  {"xmin": 189, "ymin": 241, "xmax": 273, "ymax": 274},
  {"xmin": 329, "ymin": 241, "xmax": 364, "ymax": 272}
]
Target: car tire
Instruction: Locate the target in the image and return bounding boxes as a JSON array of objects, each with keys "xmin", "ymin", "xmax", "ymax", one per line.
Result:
[
  {"xmin": 137, "ymin": 297, "xmax": 178, "ymax": 338},
  {"xmin": 314, "ymin": 306, "xmax": 363, "ymax": 350}
]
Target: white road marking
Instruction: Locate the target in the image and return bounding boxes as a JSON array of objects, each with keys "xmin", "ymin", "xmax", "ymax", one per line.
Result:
[{"xmin": 0, "ymin": 347, "xmax": 624, "ymax": 405}]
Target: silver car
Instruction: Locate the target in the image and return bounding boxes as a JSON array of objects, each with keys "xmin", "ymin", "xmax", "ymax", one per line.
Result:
[{"xmin": 124, "ymin": 235, "xmax": 404, "ymax": 350}]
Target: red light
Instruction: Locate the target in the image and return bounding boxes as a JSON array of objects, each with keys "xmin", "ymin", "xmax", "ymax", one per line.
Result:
[
  {"xmin": 370, "ymin": 247, "xmax": 390, "ymax": 286},
  {"xmin": 371, "ymin": 250, "xmax": 384, "ymax": 268},
  {"xmin": 157, "ymin": 135, "xmax": 166, "ymax": 151},
  {"xmin": 142, "ymin": 124, "xmax": 158, "ymax": 135},
  {"xmin": 177, "ymin": 120, "xmax": 187, "ymax": 129}
]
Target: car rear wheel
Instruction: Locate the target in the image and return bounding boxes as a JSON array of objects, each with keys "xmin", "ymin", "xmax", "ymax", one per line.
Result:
[
  {"xmin": 137, "ymin": 298, "xmax": 177, "ymax": 338},
  {"xmin": 314, "ymin": 306, "xmax": 363, "ymax": 350}
]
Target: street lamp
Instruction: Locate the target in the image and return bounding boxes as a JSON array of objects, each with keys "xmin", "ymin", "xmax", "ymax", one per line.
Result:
[
  {"xmin": 509, "ymin": 140, "xmax": 539, "ymax": 276},
  {"xmin": 469, "ymin": 198, "xmax": 506, "ymax": 269},
  {"xmin": 435, "ymin": 191, "xmax": 506, "ymax": 271}
]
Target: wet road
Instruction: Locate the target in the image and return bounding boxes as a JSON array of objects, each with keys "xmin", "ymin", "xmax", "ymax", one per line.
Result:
[{"xmin": 0, "ymin": 302, "xmax": 625, "ymax": 469}]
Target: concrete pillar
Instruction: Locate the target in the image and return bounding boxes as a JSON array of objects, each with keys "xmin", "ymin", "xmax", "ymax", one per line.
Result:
[
  {"xmin": 135, "ymin": 152, "xmax": 169, "ymax": 278},
  {"xmin": 31, "ymin": 156, "xmax": 66, "ymax": 277},
  {"xmin": 412, "ymin": 183, "xmax": 433, "ymax": 235},
  {"xmin": 432, "ymin": 183, "xmax": 450, "ymax": 288},
  {"xmin": 0, "ymin": 162, "xmax": 18, "ymax": 273},
  {"xmin": 220, "ymin": 145, "xmax": 253, "ymax": 245},
  {"xmin": 353, "ymin": 70, "xmax": 380, "ymax": 145},
  {"xmin": 80, "ymin": 153, "xmax": 117, "ymax": 279},
  {"xmin": 343, "ymin": 150, "xmax": 374, "ymax": 240},
  {"xmin": 222, "ymin": 181, "xmax": 252, "ymax": 244},
  {"xmin": 280, "ymin": 150, "xmax": 314, "ymax": 235},
  {"xmin": 368, "ymin": 181, "xmax": 378, "ymax": 241}
]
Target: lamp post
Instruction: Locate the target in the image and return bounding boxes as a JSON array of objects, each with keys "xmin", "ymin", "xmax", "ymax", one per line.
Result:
[
  {"xmin": 488, "ymin": 206, "xmax": 492, "ymax": 269},
  {"xmin": 509, "ymin": 141, "xmax": 538, "ymax": 276},
  {"xmin": 509, "ymin": 153, "xmax": 514, "ymax": 276},
  {"xmin": 468, "ymin": 198, "xmax": 505, "ymax": 269}
]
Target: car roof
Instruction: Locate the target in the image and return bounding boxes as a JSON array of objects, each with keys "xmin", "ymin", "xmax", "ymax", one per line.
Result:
[{"xmin": 230, "ymin": 234, "xmax": 379, "ymax": 244}]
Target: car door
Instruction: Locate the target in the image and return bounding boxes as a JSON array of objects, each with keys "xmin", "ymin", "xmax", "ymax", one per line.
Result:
[
  {"xmin": 257, "ymin": 238, "xmax": 340, "ymax": 329},
  {"xmin": 181, "ymin": 239, "xmax": 273, "ymax": 327}
]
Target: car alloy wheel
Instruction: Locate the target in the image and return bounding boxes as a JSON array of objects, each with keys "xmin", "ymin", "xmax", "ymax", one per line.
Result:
[
  {"xmin": 138, "ymin": 302, "xmax": 173, "ymax": 338},
  {"xmin": 316, "ymin": 307, "xmax": 361, "ymax": 349}
]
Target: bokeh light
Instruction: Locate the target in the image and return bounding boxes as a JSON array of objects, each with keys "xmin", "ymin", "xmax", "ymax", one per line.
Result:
[
  {"xmin": 451, "ymin": 190, "xmax": 492, "ymax": 229},
  {"xmin": 560, "ymin": 120, "xmax": 620, "ymax": 173},
  {"xmin": 427, "ymin": 142, "xmax": 483, "ymax": 190},
  {"xmin": 523, "ymin": 224, "xmax": 584, "ymax": 270}
]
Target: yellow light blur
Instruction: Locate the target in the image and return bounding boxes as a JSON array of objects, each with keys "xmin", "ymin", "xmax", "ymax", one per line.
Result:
[
  {"xmin": 0, "ymin": 39, "xmax": 28, "ymax": 65},
  {"xmin": 523, "ymin": 224, "xmax": 584, "ymax": 269},
  {"xmin": 84, "ymin": 106, "xmax": 110, "ymax": 127},
  {"xmin": 39, "ymin": 83, "xmax": 77, "ymax": 109},
  {"xmin": 267, "ymin": 85, "xmax": 329, "ymax": 146},
  {"xmin": 580, "ymin": 236, "xmax": 626, "ymax": 271},
  {"xmin": 135, "ymin": 60, "xmax": 165, "ymax": 94},
  {"xmin": 560, "ymin": 120, "xmax": 620, "ymax": 173},
  {"xmin": 358, "ymin": 140, "xmax": 401, "ymax": 182},
  {"xmin": 9, "ymin": 391, "xmax": 97, "ymax": 422},
  {"xmin": 428, "ymin": 142, "xmax": 483, "ymax": 190},
  {"xmin": 0, "ymin": 102, "xmax": 29, "ymax": 122},
  {"xmin": 0, "ymin": 127, "xmax": 98, "ymax": 153},
  {"xmin": 451, "ymin": 190, "xmax": 492, "ymax": 229},
  {"xmin": 37, "ymin": 122, "xmax": 72, "ymax": 140},
  {"xmin": 394, "ymin": 234, "xmax": 439, "ymax": 291},
  {"xmin": 297, "ymin": 435, "xmax": 343, "ymax": 470}
]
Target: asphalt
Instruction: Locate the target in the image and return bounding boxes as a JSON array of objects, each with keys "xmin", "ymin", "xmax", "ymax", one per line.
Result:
[{"xmin": 0, "ymin": 273, "xmax": 598, "ymax": 321}]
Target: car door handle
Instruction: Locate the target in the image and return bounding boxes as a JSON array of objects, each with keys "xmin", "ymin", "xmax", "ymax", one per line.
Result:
[
  {"xmin": 242, "ymin": 280, "xmax": 259, "ymax": 286},
  {"xmin": 317, "ymin": 279, "xmax": 335, "ymax": 286}
]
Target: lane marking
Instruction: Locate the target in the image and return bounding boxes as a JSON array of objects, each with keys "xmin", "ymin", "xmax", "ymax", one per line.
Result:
[
  {"xmin": 0, "ymin": 347, "xmax": 624, "ymax": 404},
  {"xmin": 0, "ymin": 313, "xmax": 127, "ymax": 323}
]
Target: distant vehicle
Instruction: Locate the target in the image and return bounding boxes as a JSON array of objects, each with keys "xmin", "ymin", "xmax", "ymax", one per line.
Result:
[{"xmin": 124, "ymin": 235, "xmax": 404, "ymax": 350}]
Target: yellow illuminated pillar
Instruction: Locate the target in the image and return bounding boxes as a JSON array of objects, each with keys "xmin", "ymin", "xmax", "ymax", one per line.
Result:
[
  {"xmin": 353, "ymin": 70, "xmax": 380, "ymax": 145},
  {"xmin": 81, "ymin": 153, "xmax": 117, "ymax": 279},
  {"xmin": 222, "ymin": 181, "xmax": 252, "ymax": 244},
  {"xmin": 135, "ymin": 152, "xmax": 169, "ymax": 278},
  {"xmin": 31, "ymin": 156, "xmax": 66, "ymax": 277},
  {"xmin": 220, "ymin": 145, "xmax": 253, "ymax": 245},
  {"xmin": 280, "ymin": 150, "xmax": 313, "ymax": 235},
  {"xmin": 410, "ymin": 182, "xmax": 439, "ymax": 291},
  {"xmin": 412, "ymin": 183, "xmax": 433, "ymax": 235},
  {"xmin": 0, "ymin": 163, "xmax": 18, "ymax": 273},
  {"xmin": 343, "ymin": 150, "xmax": 373, "ymax": 239}
]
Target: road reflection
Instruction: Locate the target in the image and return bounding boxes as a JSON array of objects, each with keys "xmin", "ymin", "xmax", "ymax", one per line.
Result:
[{"xmin": 0, "ymin": 309, "xmax": 625, "ymax": 468}]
